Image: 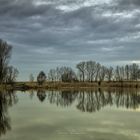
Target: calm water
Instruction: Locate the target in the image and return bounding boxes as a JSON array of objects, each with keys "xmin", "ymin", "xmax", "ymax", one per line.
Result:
[{"xmin": 0, "ymin": 88, "xmax": 140, "ymax": 140}]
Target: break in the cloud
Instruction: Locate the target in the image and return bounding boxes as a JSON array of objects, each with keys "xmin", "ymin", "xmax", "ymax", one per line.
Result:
[{"xmin": 0, "ymin": 0, "xmax": 140, "ymax": 80}]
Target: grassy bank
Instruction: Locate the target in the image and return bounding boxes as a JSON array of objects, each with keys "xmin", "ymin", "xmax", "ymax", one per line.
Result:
[{"xmin": 1, "ymin": 81, "xmax": 140, "ymax": 91}]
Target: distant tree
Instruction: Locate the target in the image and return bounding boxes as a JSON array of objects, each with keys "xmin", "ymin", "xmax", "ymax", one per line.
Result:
[
  {"xmin": 106, "ymin": 67, "xmax": 114, "ymax": 81},
  {"xmin": 86, "ymin": 61, "xmax": 97, "ymax": 82},
  {"xmin": 99, "ymin": 66, "xmax": 107, "ymax": 81},
  {"xmin": 56, "ymin": 67, "xmax": 62, "ymax": 81},
  {"xmin": 0, "ymin": 39, "xmax": 12, "ymax": 84},
  {"xmin": 115, "ymin": 66, "xmax": 125, "ymax": 81},
  {"xmin": 76, "ymin": 62, "xmax": 86, "ymax": 82},
  {"xmin": 48, "ymin": 69, "xmax": 56, "ymax": 82},
  {"xmin": 125, "ymin": 65, "xmax": 130, "ymax": 81},
  {"xmin": 130, "ymin": 63, "xmax": 139, "ymax": 81},
  {"xmin": 29, "ymin": 74, "xmax": 34, "ymax": 82},
  {"xmin": 115, "ymin": 66, "xmax": 121, "ymax": 81},
  {"xmin": 95, "ymin": 63, "xmax": 101, "ymax": 81},
  {"xmin": 61, "ymin": 72, "xmax": 76, "ymax": 82},
  {"xmin": 61, "ymin": 67, "xmax": 77, "ymax": 82},
  {"xmin": 37, "ymin": 71, "xmax": 46, "ymax": 85}
]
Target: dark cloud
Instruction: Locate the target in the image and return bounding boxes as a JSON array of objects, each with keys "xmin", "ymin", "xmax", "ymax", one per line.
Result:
[
  {"xmin": 0, "ymin": 0, "xmax": 59, "ymax": 18},
  {"xmin": 114, "ymin": 0, "xmax": 140, "ymax": 12},
  {"xmin": 117, "ymin": 0, "xmax": 140, "ymax": 6}
]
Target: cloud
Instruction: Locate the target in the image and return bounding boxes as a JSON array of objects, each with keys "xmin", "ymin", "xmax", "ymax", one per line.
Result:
[
  {"xmin": 0, "ymin": 0, "xmax": 63, "ymax": 20},
  {"xmin": 0, "ymin": 0, "xmax": 140, "ymax": 80},
  {"xmin": 116, "ymin": 0, "xmax": 140, "ymax": 6}
]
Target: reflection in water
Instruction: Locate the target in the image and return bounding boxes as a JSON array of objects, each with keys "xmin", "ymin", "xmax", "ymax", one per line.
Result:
[
  {"xmin": 47, "ymin": 90, "xmax": 78, "ymax": 107},
  {"xmin": 35, "ymin": 88, "xmax": 140, "ymax": 112},
  {"xmin": 1, "ymin": 88, "xmax": 140, "ymax": 138},
  {"xmin": 76, "ymin": 88, "xmax": 140, "ymax": 112},
  {"xmin": 0, "ymin": 90, "xmax": 18, "ymax": 137},
  {"xmin": 37, "ymin": 90, "xmax": 46, "ymax": 102}
]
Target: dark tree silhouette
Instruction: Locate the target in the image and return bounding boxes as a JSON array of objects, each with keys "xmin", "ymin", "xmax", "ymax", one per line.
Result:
[
  {"xmin": 37, "ymin": 71, "xmax": 46, "ymax": 85},
  {"xmin": 0, "ymin": 39, "xmax": 12, "ymax": 84}
]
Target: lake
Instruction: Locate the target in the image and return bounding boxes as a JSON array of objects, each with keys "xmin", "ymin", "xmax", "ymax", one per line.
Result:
[{"xmin": 0, "ymin": 88, "xmax": 140, "ymax": 140}]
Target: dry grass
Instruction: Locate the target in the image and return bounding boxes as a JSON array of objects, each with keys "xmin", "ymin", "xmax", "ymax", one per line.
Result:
[{"xmin": 1, "ymin": 81, "xmax": 140, "ymax": 90}]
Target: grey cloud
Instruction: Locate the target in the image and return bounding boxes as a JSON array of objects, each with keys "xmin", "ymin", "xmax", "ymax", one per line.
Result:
[
  {"xmin": 114, "ymin": 0, "xmax": 140, "ymax": 12},
  {"xmin": 0, "ymin": 0, "xmax": 59, "ymax": 18},
  {"xmin": 117, "ymin": 0, "xmax": 140, "ymax": 6}
]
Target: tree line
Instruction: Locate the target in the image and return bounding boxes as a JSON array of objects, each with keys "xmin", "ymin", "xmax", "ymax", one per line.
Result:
[
  {"xmin": 1, "ymin": 38, "xmax": 140, "ymax": 85},
  {"xmin": 35, "ymin": 62, "xmax": 140, "ymax": 84}
]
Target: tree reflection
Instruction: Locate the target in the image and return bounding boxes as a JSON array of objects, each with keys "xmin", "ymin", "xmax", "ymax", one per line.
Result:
[
  {"xmin": 76, "ymin": 88, "xmax": 140, "ymax": 112},
  {"xmin": 59, "ymin": 90, "xmax": 78, "ymax": 107},
  {"xmin": 76, "ymin": 89, "xmax": 110, "ymax": 112},
  {"xmin": 47, "ymin": 90, "xmax": 78, "ymax": 107},
  {"xmin": 42, "ymin": 88, "xmax": 140, "ymax": 113},
  {"xmin": 37, "ymin": 90, "xmax": 46, "ymax": 102},
  {"xmin": 113, "ymin": 88, "xmax": 140, "ymax": 109},
  {"xmin": 0, "ymin": 90, "xmax": 18, "ymax": 137}
]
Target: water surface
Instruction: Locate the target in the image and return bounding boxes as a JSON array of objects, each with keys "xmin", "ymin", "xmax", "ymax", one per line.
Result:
[{"xmin": 0, "ymin": 88, "xmax": 140, "ymax": 140}]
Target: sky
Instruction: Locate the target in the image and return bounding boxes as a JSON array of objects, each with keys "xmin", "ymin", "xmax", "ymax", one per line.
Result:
[{"xmin": 0, "ymin": 0, "xmax": 140, "ymax": 80}]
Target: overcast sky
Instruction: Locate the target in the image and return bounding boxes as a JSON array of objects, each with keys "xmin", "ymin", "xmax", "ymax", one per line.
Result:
[{"xmin": 0, "ymin": 0, "xmax": 140, "ymax": 80}]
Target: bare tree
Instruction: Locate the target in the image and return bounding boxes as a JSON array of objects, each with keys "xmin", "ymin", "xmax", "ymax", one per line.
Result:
[
  {"xmin": 130, "ymin": 63, "xmax": 139, "ymax": 81},
  {"xmin": 99, "ymin": 66, "xmax": 107, "ymax": 81},
  {"xmin": 86, "ymin": 61, "xmax": 97, "ymax": 82},
  {"xmin": 55, "ymin": 67, "xmax": 62, "ymax": 81},
  {"xmin": 0, "ymin": 39, "xmax": 12, "ymax": 84},
  {"xmin": 95, "ymin": 63, "xmax": 101, "ymax": 82},
  {"xmin": 115, "ymin": 66, "xmax": 126, "ymax": 81},
  {"xmin": 61, "ymin": 67, "xmax": 77, "ymax": 82},
  {"xmin": 106, "ymin": 67, "xmax": 114, "ymax": 81},
  {"xmin": 76, "ymin": 62, "xmax": 86, "ymax": 82},
  {"xmin": 125, "ymin": 65, "xmax": 130, "ymax": 81},
  {"xmin": 115, "ymin": 66, "xmax": 121, "ymax": 81},
  {"xmin": 48, "ymin": 69, "xmax": 56, "ymax": 82}
]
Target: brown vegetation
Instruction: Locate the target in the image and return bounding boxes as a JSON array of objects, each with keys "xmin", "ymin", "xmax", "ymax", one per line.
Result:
[{"xmin": 1, "ymin": 81, "xmax": 140, "ymax": 91}]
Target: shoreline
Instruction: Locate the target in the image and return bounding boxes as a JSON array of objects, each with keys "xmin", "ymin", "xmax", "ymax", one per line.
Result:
[{"xmin": 0, "ymin": 81, "xmax": 140, "ymax": 91}]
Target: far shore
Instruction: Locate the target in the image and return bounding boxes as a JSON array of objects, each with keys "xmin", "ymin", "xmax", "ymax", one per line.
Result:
[{"xmin": 0, "ymin": 81, "xmax": 140, "ymax": 91}]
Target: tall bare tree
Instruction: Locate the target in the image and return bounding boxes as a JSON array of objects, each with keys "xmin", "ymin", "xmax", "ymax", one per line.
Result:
[
  {"xmin": 99, "ymin": 66, "xmax": 107, "ymax": 81},
  {"xmin": 106, "ymin": 67, "xmax": 114, "ymax": 81},
  {"xmin": 86, "ymin": 61, "xmax": 97, "ymax": 82},
  {"xmin": 76, "ymin": 62, "xmax": 86, "ymax": 82},
  {"xmin": 0, "ymin": 39, "xmax": 12, "ymax": 83}
]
